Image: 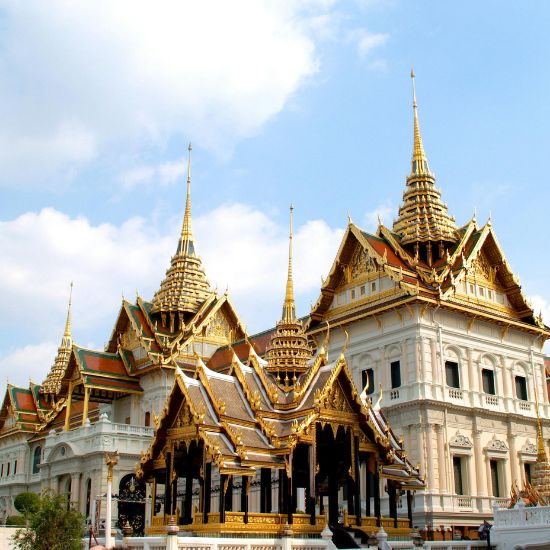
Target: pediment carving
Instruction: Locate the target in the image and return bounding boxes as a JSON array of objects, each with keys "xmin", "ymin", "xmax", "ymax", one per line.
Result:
[
  {"xmin": 449, "ymin": 433, "xmax": 473, "ymax": 448},
  {"xmin": 486, "ymin": 438, "xmax": 508, "ymax": 453}
]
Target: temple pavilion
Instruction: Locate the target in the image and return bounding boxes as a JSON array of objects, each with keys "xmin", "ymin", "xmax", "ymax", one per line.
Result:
[{"xmin": 137, "ymin": 207, "xmax": 425, "ymax": 538}]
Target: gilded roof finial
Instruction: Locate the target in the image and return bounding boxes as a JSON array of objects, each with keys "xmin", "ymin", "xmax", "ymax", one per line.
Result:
[
  {"xmin": 282, "ymin": 204, "xmax": 296, "ymax": 322},
  {"xmin": 63, "ymin": 282, "xmax": 73, "ymax": 341},
  {"xmin": 410, "ymin": 68, "xmax": 430, "ymax": 176},
  {"xmin": 179, "ymin": 143, "xmax": 194, "ymax": 256}
]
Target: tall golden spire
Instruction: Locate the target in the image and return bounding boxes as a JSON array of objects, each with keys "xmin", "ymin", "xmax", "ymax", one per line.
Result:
[
  {"xmin": 41, "ymin": 283, "xmax": 74, "ymax": 396},
  {"xmin": 393, "ymin": 69, "xmax": 458, "ymax": 258},
  {"xmin": 151, "ymin": 144, "xmax": 212, "ymax": 330},
  {"xmin": 282, "ymin": 204, "xmax": 296, "ymax": 322},
  {"xmin": 410, "ymin": 69, "xmax": 431, "ymax": 177},
  {"xmin": 531, "ymin": 383, "xmax": 550, "ymax": 502},
  {"xmin": 178, "ymin": 143, "xmax": 195, "ymax": 256},
  {"xmin": 266, "ymin": 205, "xmax": 311, "ymax": 388}
]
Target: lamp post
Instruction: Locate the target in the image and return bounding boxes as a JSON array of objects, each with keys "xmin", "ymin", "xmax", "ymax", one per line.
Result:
[{"xmin": 105, "ymin": 451, "xmax": 119, "ymax": 549}]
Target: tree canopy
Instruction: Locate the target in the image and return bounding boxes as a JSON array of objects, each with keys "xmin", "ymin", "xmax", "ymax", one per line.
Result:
[{"xmin": 12, "ymin": 491, "xmax": 84, "ymax": 550}]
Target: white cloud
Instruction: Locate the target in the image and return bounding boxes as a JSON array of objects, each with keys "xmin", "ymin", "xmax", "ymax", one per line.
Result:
[
  {"xmin": 118, "ymin": 158, "xmax": 185, "ymax": 190},
  {"xmin": 0, "ymin": 205, "xmax": 343, "ymax": 369},
  {"xmin": 363, "ymin": 200, "xmax": 394, "ymax": 231},
  {"xmin": 349, "ymin": 29, "xmax": 389, "ymax": 59},
  {"xmin": 0, "ymin": 342, "xmax": 58, "ymax": 391},
  {"xmin": 0, "ymin": 0, "xmax": 336, "ymax": 184}
]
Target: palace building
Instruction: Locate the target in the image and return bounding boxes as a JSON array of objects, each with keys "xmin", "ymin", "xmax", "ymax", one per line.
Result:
[{"xmin": 0, "ymin": 75, "xmax": 549, "ymax": 543}]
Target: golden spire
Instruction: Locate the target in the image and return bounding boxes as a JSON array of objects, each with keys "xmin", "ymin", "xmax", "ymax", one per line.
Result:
[
  {"xmin": 410, "ymin": 68, "xmax": 431, "ymax": 176},
  {"xmin": 393, "ymin": 69, "xmax": 458, "ymax": 252},
  {"xmin": 282, "ymin": 204, "xmax": 296, "ymax": 323},
  {"xmin": 41, "ymin": 282, "xmax": 74, "ymax": 396},
  {"xmin": 151, "ymin": 144, "xmax": 212, "ymax": 328},
  {"xmin": 531, "ymin": 382, "xmax": 550, "ymax": 502},
  {"xmin": 62, "ymin": 281, "xmax": 73, "ymax": 343},
  {"xmin": 266, "ymin": 204, "xmax": 311, "ymax": 387},
  {"xmin": 178, "ymin": 143, "xmax": 195, "ymax": 256}
]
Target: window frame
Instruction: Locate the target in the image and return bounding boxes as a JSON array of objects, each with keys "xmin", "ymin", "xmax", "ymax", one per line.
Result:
[
  {"xmin": 390, "ymin": 360, "xmax": 401, "ymax": 389},
  {"xmin": 445, "ymin": 361, "xmax": 461, "ymax": 389},
  {"xmin": 481, "ymin": 368, "xmax": 496, "ymax": 395},
  {"xmin": 515, "ymin": 375, "xmax": 528, "ymax": 401}
]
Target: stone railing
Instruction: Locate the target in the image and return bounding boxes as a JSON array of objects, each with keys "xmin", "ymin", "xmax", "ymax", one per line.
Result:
[
  {"xmin": 494, "ymin": 502, "xmax": 550, "ymax": 527},
  {"xmin": 448, "ymin": 388, "xmax": 463, "ymax": 400},
  {"xmin": 45, "ymin": 416, "xmax": 154, "ymax": 460},
  {"xmin": 454, "ymin": 496, "xmax": 473, "ymax": 510},
  {"xmin": 484, "ymin": 395, "xmax": 498, "ymax": 406}
]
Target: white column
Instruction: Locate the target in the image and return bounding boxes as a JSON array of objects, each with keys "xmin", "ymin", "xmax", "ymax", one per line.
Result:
[
  {"xmin": 473, "ymin": 430, "xmax": 485, "ymax": 496},
  {"xmin": 508, "ymin": 432, "xmax": 519, "ymax": 485},
  {"xmin": 436, "ymin": 425, "xmax": 447, "ymax": 493},
  {"xmin": 467, "ymin": 453, "xmax": 477, "ymax": 496},
  {"xmin": 425, "ymin": 424, "xmax": 436, "ymax": 492}
]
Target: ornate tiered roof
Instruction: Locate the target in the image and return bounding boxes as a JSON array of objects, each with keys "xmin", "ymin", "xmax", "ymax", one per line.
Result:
[
  {"xmin": 151, "ymin": 144, "xmax": 213, "ymax": 331},
  {"xmin": 393, "ymin": 71, "xmax": 458, "ymax": 261}
]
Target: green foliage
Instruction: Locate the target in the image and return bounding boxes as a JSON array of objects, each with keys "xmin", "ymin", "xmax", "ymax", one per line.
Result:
[
  {"xmin": 14, "ymin": 492, "xmax": 40, "ymax": 515},
  {"xmin": 5, "ymin": 515, "xmax": 25, "ymax": 526},
  {"xmin": 12, "ymin": 491, "xmax": 84, "ymax": 550}
]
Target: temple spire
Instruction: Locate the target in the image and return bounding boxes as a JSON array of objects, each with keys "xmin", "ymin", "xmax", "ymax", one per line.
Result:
[
  {"xmin": 410, "ymin": 68, "xmax": 431, "ymax": 176},
  {"xmin": 178, "ymin": 143, "xmax": 195, "ymax": 256},
  {"xmin": 282, "ymin": 204, "xmax": 296, "ymax": 322},
  {"xmin": 151, "ymin": 144, "xmax": 212, "ymax": 327},
  {"xmin": 393, "ymin": 70, "xmax": 458, "ymax": 254},
  {"xmin": 62, "ymin": 282, "xmax": 73, "ymax": 345},
  {"xmin": 531, "ymin": 383, "xmax": 550, "ymax": 502}
]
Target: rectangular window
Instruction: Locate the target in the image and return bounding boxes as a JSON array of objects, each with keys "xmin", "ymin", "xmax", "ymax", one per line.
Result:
[
  {"xmin": 360, "ymin": 285, "xmax": 365, "ymax": 296},
  {"xmin": 525, "ymin": 463, "xmax": 532, "ymax": 484},
  {"xmin": 490, "ymin": 460, "xmax": 500, "ymax": 497},
  {"xmin": 488, "ymin": 289, "xmax": 493, "ymax": 300},
  {"xmin": 6, "ymin": 463, "xmax": 10, "ymax": 476},
  {"xmin": 1, "ymin": 464, "xmax": 3, "ymax": 477},
  {"xmin": 469, "ymin": 283, "xmax": 475, "ymax": 294},
  {"xmin": 13, "ymin": 461, "xmax": 16, "ymax": 475},
  {"xmin": 371, "ymin": 281, "xmax": 377, "ymax": 292},
  {"xmin": 453, "ymin": 456, "xmax": 464, "ymax": 495},
  {"xmin": 125, "ymin": 416, "xmax": 131, "ymax": 425},
  {"xmin": 350, "ymin": 289, "xmax": 356, "ymax": 300},
  {"xmin": 390, "ymin": 361, "xmax": 401, "ymax": 389},
  {"xmin": 479, "ymin": 287, "xmax": 485, "ymax": 298},
  {"xmin": 445, "ymin": 361, "xmax": 460, "ymax": 388},
  {"xmin": 515, "ymin": 376, "xmax": 528, "ymax": 401},
  {"xmin": 482, "ymin": 369, "xmax": 496, "ymax": 395},
  {"xmin": 361, "ymin": 368, "xmax": 375, "ymax": 395}
]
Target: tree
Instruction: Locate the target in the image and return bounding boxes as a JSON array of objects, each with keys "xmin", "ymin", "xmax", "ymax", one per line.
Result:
[
  {"xmin": 13, "ymin": 492, "xmax": 40, "ymax": 515},
  {"xmin": 12, "ymin": 491, "xmax": 84, "ymax": 550}
]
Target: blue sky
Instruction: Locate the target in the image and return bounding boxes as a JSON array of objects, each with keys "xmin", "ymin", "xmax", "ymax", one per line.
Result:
[{"xmin": 1, "ymin": 1, "xmax": 550, "ymax": 389}]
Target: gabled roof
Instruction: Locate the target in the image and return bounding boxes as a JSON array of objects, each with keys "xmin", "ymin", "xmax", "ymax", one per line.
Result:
[
  {"xmin": 0, "ymin": 384, "xmax": 46, "ymax": 433},
  {"xmin": 137, "ymin": 346, "xmax": 424, "ymax": 489},
  {"xmin": 309, "ymin": 217, "xmax": 549, "ymax": 337}
]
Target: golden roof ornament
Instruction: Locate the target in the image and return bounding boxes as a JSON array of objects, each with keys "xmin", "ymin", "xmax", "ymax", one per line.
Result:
[
  {"xmin": 41, "ymin": 282, "xmax": 73, "ymax": 396},
  {"xmin": 531, "ymin": 385, "xmax": 550, "ymax": 502},
  {"xmin": 151, "ymin": 144, "xmax": 213, "ymax": 330},
  {"xmin": 393, "ymin": 70, "xmax": 458, "ymax": 258},
  {"xmin": 265, "ymin": 205, "xmax": 312, "ymax": 385}
]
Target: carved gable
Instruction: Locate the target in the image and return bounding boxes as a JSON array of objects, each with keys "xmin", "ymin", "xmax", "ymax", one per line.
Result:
[
  {"xmin": 319, "ymin": 380, "xmax": 354, "ymax": 414},
  {"xmin": 206, "ymin": 310, "xmax": 232, "ymax": 340},
  {"xmin": 348, "ymin": 244, "xmax": 378, "ymax": 282}
]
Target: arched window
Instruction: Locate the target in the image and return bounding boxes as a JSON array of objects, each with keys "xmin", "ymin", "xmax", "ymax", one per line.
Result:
[
  {"xmin": 32, "ymin": 446, "xmax": 41, "ymax": 474},
  {"xmin": 144, "ymin": 411, "xmax": 151, "ymax": 427}
]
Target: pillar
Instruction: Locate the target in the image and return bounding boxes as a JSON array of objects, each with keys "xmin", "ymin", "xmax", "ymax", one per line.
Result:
[
  {"xmin": 219, "ymin": 474, "xmax": 227, "ymax": 523},
  {"xmin": 374, "ymin": 464, "xmax": 381, "ymax": 526},
  {"xmin": 184, "ymin": 475, "xmax": 193, "ymax": 523},
  {"xmin": 225, "ymin": 476, "xmax": 233, "ymax": 512},
  {"xmin": 473, "ymin": 429, "xmax": 486, "ymax": 496},
  {"xmin": 354, "ymin": 437, "xmax": 361, "ymax": 525},
  {"xmin": 388, "ymin": 480, "xmax": 397, "ymax": 528},
  {"xmin": 406, "ymin": 490, "xmax": 413, "ymax": 526},
  {"xmin": 278, "ymin": 469, "xmax": 286, "ymax": 515},
  {"xmin": 203, "ymin": 462, "xmax": 211, "ymax": 523},
  {"xmin": 151, "ymin": 478, "xmax": 157, "ymax": 519},
  {"xmin": 164, "ymin": 452, "xmax": 172, "ymax": 518},
  {"xmin": 241, "ymin": 476, "xmax": 249, "ymax": 523},
  {"xmin": 64, "ymin": 382, "xmax": 73, "ymax": 431},
  {"xmin": 82, "ymin": 387, "xmax": 90, "ymax": 426},
  {"xmin": 260, "ymin": 468, "xmax": 271, "ymax": 512},
  {"xmin": 436, "ymin": 425, "xmax": 447, "ymax": 493},
  {"xmin": 425, "ymin": 424, "xmax": 436, "ymax": 492}
]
